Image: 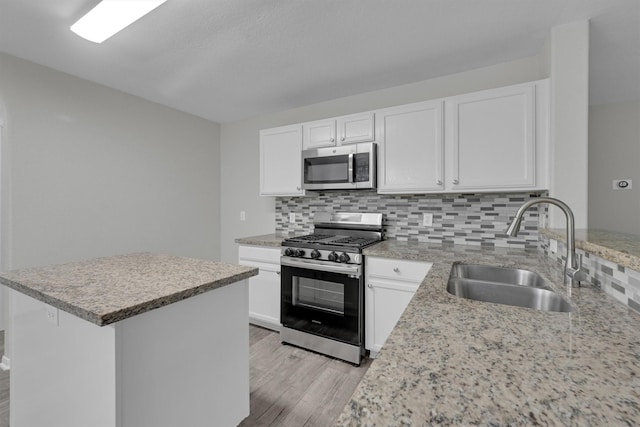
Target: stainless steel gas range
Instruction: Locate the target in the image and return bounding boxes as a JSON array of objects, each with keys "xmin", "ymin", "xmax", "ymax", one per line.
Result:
[{"xmin": 280, "ymin": 212, "xmax": 383, "ymax": 365}]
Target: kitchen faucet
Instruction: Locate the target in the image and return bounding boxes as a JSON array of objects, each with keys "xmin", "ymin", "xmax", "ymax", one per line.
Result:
[{"xmin": 506, "ymin": 197, "xmax": 587, "ymax": 286}]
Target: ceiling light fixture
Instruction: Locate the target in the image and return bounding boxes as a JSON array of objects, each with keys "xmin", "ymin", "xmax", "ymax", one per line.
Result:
[{"xmin": 70, "ymin": 0, "xmax": 168, "ymax": 43}]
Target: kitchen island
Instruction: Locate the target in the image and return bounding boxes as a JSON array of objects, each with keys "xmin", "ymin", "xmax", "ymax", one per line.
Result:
[{"xmin": 0, "ymin": 252, "xmax": 258, "ymax": 427}]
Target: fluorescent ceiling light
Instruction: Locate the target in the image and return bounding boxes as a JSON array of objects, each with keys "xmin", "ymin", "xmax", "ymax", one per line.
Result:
[{"xmin": 70, "ymin": 0, "xmax": 168, "ymax": 43}]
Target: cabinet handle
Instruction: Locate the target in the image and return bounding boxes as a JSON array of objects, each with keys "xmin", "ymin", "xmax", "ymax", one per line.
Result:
[
  {"xmin": 393, "ymin": 267, "xmax": 400, "ymax": 273},
  {"xmin": 453, "ymin": 179, "xmax": 459, "ymax": 185},
  {"xmin": 296, "ymin": 186, "xmax": 301, "ymax": 191},
  {"xmin": 341, "ymin": 136, "xmax": 345, "ymax": 141},
  {"xmin": 367, "ymin": 283, "xmax": 373, "ymax": 288},
  {"xmin": 436, "ymin": 179, "xmax": 442, "ymax": 185},
  {"xmin": 276, "ymin": 271, "xmax": 281, "ymax": 275},
  {"xmin": 330, "ymin": 138, "xmax": 335, "ymax": 142}
]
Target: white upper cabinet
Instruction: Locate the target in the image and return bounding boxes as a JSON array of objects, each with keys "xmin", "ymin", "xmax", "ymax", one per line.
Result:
[
  {"xmin": 337, "ymin": 112, "xmax": 375, "ymax": 145},
  {"xmin": 302, "ymin": 112, "xmax": 375, "ymax": 149},
  {"xmin": 376, "ymin": 100, "xmax": 444, "ymax": 193},
  {"xmin": 303, "ymin": 119, "xmax": 336, "ymax": 149},
  {"xmin": 377, "ymin": 79, "xmax": 549, "ymax": 194},
  {"xmin": 259, "ymin": 124, "xmax": 305, "ymax": 196},
  {"xmin": 259, "ymin": 79, "xmax": 549, "ymax": 197},
  {"xmin": 445, "ymin": 82, "xmax": 537, "ymax": 191}
]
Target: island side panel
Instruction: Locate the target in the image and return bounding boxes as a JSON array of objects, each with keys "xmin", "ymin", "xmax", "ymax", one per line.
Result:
[
  {"xmin": 115, "ymin": 279, "xmax": 250, "ymax": 427},
  {"xmin": 11, "ymin": 290, "xmax": 117, "ymax": 427}
]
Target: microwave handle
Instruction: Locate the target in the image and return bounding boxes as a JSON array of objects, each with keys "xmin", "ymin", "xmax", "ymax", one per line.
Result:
[{"xmin": 348, "ymin": 153, "xmax": 354, "ymax": 183}]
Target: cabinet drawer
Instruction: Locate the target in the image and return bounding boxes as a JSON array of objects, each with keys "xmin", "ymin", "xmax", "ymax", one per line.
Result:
[
  {"xmin": 366, "ymin": 257, "xmax": 432, "ymax": 283},
  {"xmin": 238, "ymin": 245, "xmax": 281, "ymax": 265}
]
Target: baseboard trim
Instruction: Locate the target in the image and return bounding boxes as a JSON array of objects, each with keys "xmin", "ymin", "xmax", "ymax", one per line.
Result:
[
  {"xmin": 249, "ymin": 315, "xmax": 280, "ymax": 332},
  {"xmin": 0, "ymin": 355, "xmax": 10, "ymax": 371}
]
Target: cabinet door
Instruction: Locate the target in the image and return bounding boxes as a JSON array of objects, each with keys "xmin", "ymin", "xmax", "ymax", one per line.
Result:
[
  {"xmin": 376, "ymin": 100, "xmax": 444, "ymax": 193},
  {"xmin": 238, "ymin": 246, "xmax": 281, "ymax": 331},
  {"xmin": 337, "ymin": 112, "xmax": 375, "ymax": 145},
  {"xmin": 447, "ymin": 84, "xmax": 535, "ymax": 191},
  {"xmin": 365, "ymin": 278, "xmax": 417, "ymax": 355},
  {"xmin": 259, "ymin": 125, "xmax": 304, "ymax": 196},
  {"xmin": 303, "ymin": 119, "xmax": 336, "ymax": 149}
]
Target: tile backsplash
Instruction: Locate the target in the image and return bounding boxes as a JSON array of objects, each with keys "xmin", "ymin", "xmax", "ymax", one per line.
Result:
[
  {"xmin": 539, "ymin": 235, "xmax": 640, "ymax": 314},
  {"xmin": 276, "ymin": 191, "xmax": 547, "ymax": 249}
]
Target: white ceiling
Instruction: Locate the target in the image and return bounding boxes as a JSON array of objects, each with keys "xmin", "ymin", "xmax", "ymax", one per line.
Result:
[{"xmin": 0, "ymin": 0, "xmax": 638, "ymax": 123}]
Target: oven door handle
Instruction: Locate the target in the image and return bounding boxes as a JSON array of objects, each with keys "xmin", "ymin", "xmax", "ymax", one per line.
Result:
[{"xmin": 281, "ymin": 257, "xmax": 361, "ymax": 277}]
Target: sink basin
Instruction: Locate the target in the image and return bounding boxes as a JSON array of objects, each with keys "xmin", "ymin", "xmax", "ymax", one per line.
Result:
[{"xmin": 447, "ymin": 264, "xmax": 573, "ymax": 312}]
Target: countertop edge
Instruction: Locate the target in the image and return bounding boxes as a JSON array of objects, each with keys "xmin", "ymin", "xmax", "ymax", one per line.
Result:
[{"xmin": 1, "ymin": 262, "xmax": 259, "ymax": 327}]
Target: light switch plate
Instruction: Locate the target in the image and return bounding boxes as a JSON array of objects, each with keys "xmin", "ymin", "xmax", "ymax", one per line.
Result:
[
  {"xmin": 240, "ymin": 211, "xmax": 246, "ymax": 221},
  {"xmin": 289, "ymin": 212, "xmax": 296, "ymax": 223},
  {"xmin": 422, "ymin": 213, "xmax": 433, "ymax": 227},
  {"xmin": 550, "ymin": 239, "xmax": 558, "ymax": 253}
]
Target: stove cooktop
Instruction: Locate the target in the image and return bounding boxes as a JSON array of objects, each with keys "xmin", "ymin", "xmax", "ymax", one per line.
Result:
[{"xmin": 283, "ymin": 233, "xmax": 381, "ymax": 249}]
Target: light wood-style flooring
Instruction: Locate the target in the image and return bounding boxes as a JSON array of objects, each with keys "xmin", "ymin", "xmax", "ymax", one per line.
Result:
[
  {"xmin": 0, "ymin": 327, "xmax": 370, "ymax": 427},
  {"xmin": 240, "ymin": 326, "xmax": 371, "ymax": 426}
]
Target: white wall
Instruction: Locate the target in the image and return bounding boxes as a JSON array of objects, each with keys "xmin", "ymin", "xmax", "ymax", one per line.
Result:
[
  {"xmin": 220, "ymin": 55, "xmax": 544, "ymax": 262},
  {"xmin": 588, "ymin": 101, "xmax": 640, "ymax": 234},
  {"xmin": 544, "ymin": 20, "xmax": 590, "ymax": 229},
  {"xmin": 0, "ymin": 51, "xmax": 221, "ymax": 269},
  {"xmin": 0, "ymin": 51, "xmax": 221, "ymax": 362}
]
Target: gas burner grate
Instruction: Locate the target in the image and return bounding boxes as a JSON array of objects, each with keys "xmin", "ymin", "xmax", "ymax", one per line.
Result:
[
  {"xmin": 331, "ymin": 237, "xmax": 380, "ymax": 247},
  {"xmin": 287, "ymin": 234, "xmax": 334, "ymax": 243}
]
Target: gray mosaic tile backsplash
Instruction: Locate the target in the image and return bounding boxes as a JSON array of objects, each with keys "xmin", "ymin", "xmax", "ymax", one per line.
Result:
[
  {"xmin": 539, "ymin": 235, "xmax": 640, "ymax": 314},
  {"xmin": 276, "ymin": 191, "xmax": 547, "ymax": 249}
]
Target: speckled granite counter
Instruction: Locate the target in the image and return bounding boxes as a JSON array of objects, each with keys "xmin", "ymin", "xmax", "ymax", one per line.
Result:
[
  {"xmin": 336, "ymin": 241, "xmax": 640, "ymax": 426},
  {"xmin": 235, "ymin": 233, "xmax": 291, "ymax": 247},
  {"xmin": 542, "ymin": 228, "xmax": 640, "ymax": 271},
  {"xmin": 0, "ymin": 252, "xmax": 258, "ymax": 326}
]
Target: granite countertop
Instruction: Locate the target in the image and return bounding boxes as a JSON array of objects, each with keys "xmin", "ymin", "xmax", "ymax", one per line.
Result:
[
  {"xmin": 0, "ymin": 252, "xmax": 258, "ymax": 326},
  {"xmin": 542, "ymin": 228, "xmax": 640, "ymax": 271},
  {"xmin": 336, "ymin": 241, "xmax": 640, "ymax": 426},
  {"xmin": 235, "ymin": 233, "xmax": 293, "ymax": 247}
]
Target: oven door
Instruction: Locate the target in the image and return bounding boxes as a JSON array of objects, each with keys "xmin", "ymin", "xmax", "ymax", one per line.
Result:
[{"xmin": 280, "ymin": 258, "xmax": 363, "ymax": 346}]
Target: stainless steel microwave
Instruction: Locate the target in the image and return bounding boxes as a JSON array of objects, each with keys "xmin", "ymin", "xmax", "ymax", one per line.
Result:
[{"xmin": 302, "ymin": 142, "xmax": 376, "ymax": 190}]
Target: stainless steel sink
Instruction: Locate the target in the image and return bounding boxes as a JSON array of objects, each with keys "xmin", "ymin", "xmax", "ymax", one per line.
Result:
[{"xmin": 447, "ymin": 264, "xmax": 573, "ymax": 312}]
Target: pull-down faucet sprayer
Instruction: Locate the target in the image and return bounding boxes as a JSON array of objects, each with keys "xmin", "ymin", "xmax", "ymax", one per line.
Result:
[{"xmin": 506, "ymin": 197, "xmax": 587, "ymax": 286}]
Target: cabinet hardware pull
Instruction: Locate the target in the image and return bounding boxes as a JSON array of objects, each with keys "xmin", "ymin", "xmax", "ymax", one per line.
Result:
[
  {"xmin": 436, "ymin": 179, "xmax": 442, "ymax": 185},
  {"xmin": 367, "ymin": 283, "xmax": 373, "ymax": 288},
  {"xmin": 453, "ymin": 179, "xmax": 459, "ymax": 185},
  {"xmin": 341, "ymin": 137, "xmax": 345, "ymax": 141},
  {"xmin": 330, "ymin": 137, "xmax": 335, "ymax": 142},
  {"xmin": 393, "ymin": 267, "xmax": 400, "ymax": 273},
  {"xmin": 276, "ymin": 271, "xmax": 281, "ymax": 275}
]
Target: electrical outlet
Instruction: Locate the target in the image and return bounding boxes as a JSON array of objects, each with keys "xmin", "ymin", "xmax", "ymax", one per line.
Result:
[
  {"xmin": 289, "ymin": 212, "xmax": 296, "ymax": 223},
  {"xmin": 422, "ymin": 213, "xmax": 433, "ymax": 227},
  {"xmin": 550, "ymin": 239, "xmax": 558, "ymax": 254},
  {"xmin": 240, "ymin": 211, "xmax": 246, "ymax": 221},
  {"xmin": 613, "ymin": 179, "xmax": 632, "ymax": 190},
  {"xmin": 45, "ymin": 305, "xmax": 59, "ymax": 326}
]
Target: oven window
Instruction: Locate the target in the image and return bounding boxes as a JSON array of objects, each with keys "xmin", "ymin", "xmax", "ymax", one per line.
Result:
[{"xmin": 293, "ymin": 277, "xmax": 345, "ymax": 315}]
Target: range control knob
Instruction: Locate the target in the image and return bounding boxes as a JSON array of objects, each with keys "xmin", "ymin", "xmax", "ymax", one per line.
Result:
[
  {"xmin": 310, "ymin": 249, "xmax": 321, "ymax": 259},
  {"xmin": 338, "ymin": 252, "xmax": 350, "ymax": 263},
  {"xmin": 327, "ymin": 251, "xmax": 338, "ymax": 262},
  {"xmin": 294, "ymin": 249, "xmax": 306, "ymax": 257},
  {"xmin": 284, "ymin": 248, "xmax": 295, "ymax": 257}
]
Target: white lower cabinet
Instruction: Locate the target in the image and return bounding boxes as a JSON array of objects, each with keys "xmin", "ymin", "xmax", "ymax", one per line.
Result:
[
  {"xmin": 238, "ymin": 245, "xmax": 281, "ymax": 331},
  {"xmin": 365, "ymin": 257, "xmax": 432, "ymax": 357}
]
